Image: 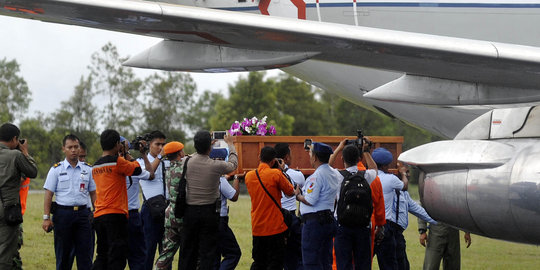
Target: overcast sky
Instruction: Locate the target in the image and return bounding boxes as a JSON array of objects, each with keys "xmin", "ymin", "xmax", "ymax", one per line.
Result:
[{"xmin": 0, "ymin": 16, "xmax": 280, "ymax": 118}]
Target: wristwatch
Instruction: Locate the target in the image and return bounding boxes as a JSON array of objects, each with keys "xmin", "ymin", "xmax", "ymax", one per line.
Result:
[{"xmin": 43, "ymin": 214, "xmax": 50, "ymax": 220}]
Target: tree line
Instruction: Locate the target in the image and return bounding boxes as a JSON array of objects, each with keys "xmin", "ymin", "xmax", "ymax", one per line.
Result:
[{"xmin": 0, "ymin": 43, "xmax": 440, "ymax": 187}]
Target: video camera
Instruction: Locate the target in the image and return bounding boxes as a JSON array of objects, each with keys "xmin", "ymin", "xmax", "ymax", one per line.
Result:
[
  {"xmin": 346, "ymin": 130, "xmax": 373, "ymax": 152},
  {"xmin": 130, "ymin": 133, "xmax": 152, "ymax": 152}
]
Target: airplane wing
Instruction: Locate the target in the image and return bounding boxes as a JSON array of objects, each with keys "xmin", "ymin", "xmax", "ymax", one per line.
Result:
[{"xmin": 3, "ymin": 0, "xmax": 540, "ymax": 90}]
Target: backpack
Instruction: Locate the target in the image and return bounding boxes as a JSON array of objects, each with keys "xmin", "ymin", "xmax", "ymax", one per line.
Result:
[{"xmin": 336, "ymin": 170, "xmax": 373, "ymax": 227}]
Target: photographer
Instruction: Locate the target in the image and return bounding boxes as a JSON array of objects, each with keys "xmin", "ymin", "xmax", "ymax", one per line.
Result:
[
  {"xmin": 245, "ymin": 146, "xmax": 296, "ymax": 270},
  {"xmin": 42, "ymin": 134, "xmax": 96, "ymax": 270},
  {"xmin": 137, "ymin": 130, "xmax": 170, "ymax": 270},
  {"xmin": 92, "ymin": 129, "xmax": 143, "ymax": 269},
  {"xmin": 0, "ymin": 123, "xmax": 37, "ymax": 269},
  {"xmin": 179, "ymin": 131, "xmax": 238, "ymax": 270},
  {"xmin": 119, "ymin": 136, "xmax": 155, "ymax": 270}
]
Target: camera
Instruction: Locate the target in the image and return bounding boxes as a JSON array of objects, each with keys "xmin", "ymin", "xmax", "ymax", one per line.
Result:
[
  {"xmin": 212, "ymin": 131, "xmax": 226, "ymax": 140},
  {"xmin": 15, "ymin": 139, "xmax": 25, "ymax": 151},
  {"xmin": 304, "ymin": 139, "xmax": 312, "ymax": 151},
  {"xmin": 130, "ymin": 133, "xmax": 152, "ymax": 152},
  {"xmin": 346, "ymin": 130, "xmax": 373, "ymax": 152}
]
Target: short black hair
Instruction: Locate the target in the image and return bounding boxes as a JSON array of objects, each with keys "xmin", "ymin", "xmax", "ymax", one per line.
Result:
[
  {"xmin": 166, "ymin": 152, "xmax": 180, "ymax": 161},
  {"xmin": 100, "ymin": 129, "xmax": 120, "ymax": 151},
  {"xmin": 149, "ymin": 130, "xmax": 166, "ymax": 142},
  {"xmin": 260, "ymin": 146, "xmax": 277, "ymax": 163},
  {"xmin": 313, "ymin": 150, "xmax": 330, "ymax": 164},
  {"xmin": 79, "ymin": 141, "xmax": 87, "ymax": 151},
  {"xmin": 62, "ymin": 134, "xmax": 80, "ymax": 146},
  {"xmin": 0, "ymin": 123, "xmax": 20, "ymax": 142},
  {"xmin": 274, "ymin": 143, "xmax": 290, "ymax": 159},
  {"xmin": 342, "ymin": 145, "xmax": 360, "ymax": 167},
  {"xmin": 194, "ymin": 130, "xmax": 212, "ymax": 154}
]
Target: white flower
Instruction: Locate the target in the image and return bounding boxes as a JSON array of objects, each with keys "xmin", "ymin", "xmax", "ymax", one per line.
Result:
[
  {"xmin": 261, "ymin": 116, "xmax": 268, "ymax": 123},
  {"xmin": 251, "ymin": 116, "xmax": 258, "ymax": 123},
  {"xmin": 245, "ymin": 126, "xmax": 252, "ymax": 133}
]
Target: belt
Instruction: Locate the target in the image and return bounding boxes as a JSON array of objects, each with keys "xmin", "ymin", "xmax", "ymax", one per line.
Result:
[
  {"xmin": 57, "ymin": 204, "xmax": 87, "ymax": 211},
  {"xmin": 387, "ymin": 220, "xmax": 405, "ymax": 233},
  {"xmin": 129, "ymin": 209, "xmax": 139, "ymax": 214},
  {"xmin": 287, "ymin": 210, "xmax": 297, "ymax": 216},
  {"xmin": 302, "ymin": 210, "xmax": 332, "ymax": 221}
]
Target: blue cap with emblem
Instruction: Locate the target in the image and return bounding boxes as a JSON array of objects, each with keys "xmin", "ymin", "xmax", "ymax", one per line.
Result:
[
  {"xmin": 372, "ymin": 147, "xmax": 393, "ymax": 165},
  {"xmin": 210, "ymin": 148, "xmax": 228, "ymax": 160},
  {"xmin": 312, "ymin": 142, "xmax": 333, "ymax": 154},
  {"xmin": 120, "ymin": 136, "xmax": 131, "ymax": 149}
]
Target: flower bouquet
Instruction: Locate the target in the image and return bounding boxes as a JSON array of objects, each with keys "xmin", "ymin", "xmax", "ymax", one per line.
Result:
[{"xmin": 229, "ymin": 116, "xmax": 277, "ymax": 136}]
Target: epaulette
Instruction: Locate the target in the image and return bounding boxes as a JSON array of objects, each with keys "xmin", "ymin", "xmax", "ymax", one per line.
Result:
[
  {"xmin": 53, "ymin": 162, "xmax": 62, "ymax": 168},
  {"xmin": 84, "ymin": 162, "xmax": 93, "ymax": 167}
]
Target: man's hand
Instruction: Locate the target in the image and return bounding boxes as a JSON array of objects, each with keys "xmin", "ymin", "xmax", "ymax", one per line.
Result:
[
  {"xmin": 18, "ymin": 139, "xmax": 29, "ymax": 156},
  {"xmin": 224, "ymin": 131, "xmax": 234, "ymax": 145},
  {"xmin": 42, "ymin": 219, "xmax": 53, "ymax": 233},
  {"xmin": 464, "ymin": 232, "xmax": 472, "ymax": 248},
  {"xmin": 398, "ymin": 163, "xmax": 408, "ymax": 179},
  {"xmin": 419, "ymin": 232, "xmax": 428, "ymax": 247},
  {"xmin": 294, "ymin": 184, "xmax": 301, "ymax": 196}
]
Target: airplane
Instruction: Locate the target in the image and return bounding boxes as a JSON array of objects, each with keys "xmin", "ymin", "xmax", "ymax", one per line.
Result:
[{"xmin": 2, "ymin": 0, "xmax": 540, "ymax": 245}]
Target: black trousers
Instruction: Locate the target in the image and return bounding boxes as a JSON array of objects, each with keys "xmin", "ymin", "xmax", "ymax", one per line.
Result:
[
  {"xmin": 180, "ymin": 204, "xmax": 220, "ymax": 270},
  {"xmin": 251, "ymin": 232, "xmax": 287, "ymax": 270},
  {"xmin": 92, "ymin": 214, "xmax": 128, "ymax": 270}
]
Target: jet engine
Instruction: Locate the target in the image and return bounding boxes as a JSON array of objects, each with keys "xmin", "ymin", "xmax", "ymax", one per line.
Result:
[{"xmin": 400, "ymin": 106, "xmax": 540, "ymax": 245}]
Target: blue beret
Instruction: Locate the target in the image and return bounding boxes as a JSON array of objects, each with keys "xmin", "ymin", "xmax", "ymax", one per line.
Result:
[
  {"xmin": 312, "ymin": 142, "xmax": 333, "ymax": 154},
  {"xmin": 372, "ymin": 147, "xmax": 393, "ymax": 165},
  {"xmin": 210, "ymin": 148, "xmax": 228, "ymax": 160},
  {"xmin": 120, "ymin": 136, "xmax": 131, "ymax": 149}
]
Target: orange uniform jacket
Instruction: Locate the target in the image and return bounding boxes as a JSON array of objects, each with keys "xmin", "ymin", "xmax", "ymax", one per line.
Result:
[
  {"xmin": 245, "ymin": 163, "xmax": 294, "ymax": 237},
  {"xmin": 19, "ymin": 177, "xmax": 30, "ymax": 215}
]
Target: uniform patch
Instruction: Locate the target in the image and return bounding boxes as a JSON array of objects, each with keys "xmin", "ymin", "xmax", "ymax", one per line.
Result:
[
  {"xmin": 307, "ymin": 182, "xmax": 315, "ymax": 194},
  {"xmin": 53, "ymin": 162, "xmax": 61, "ymax": 168}
]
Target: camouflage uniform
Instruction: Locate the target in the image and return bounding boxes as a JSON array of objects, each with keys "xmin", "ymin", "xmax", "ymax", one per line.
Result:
[
  {"xmin": 11, "ymin": 224, "xmax": 23, "ymax": 270},
  {"xmin": 155, "ymin": 159, "xmax": 184, "ymax": 269}
]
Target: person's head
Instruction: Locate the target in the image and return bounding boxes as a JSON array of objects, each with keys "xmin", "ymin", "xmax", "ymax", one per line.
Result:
[
  {"xmin": 163, "ymin": 141, "xmax": 185, "ymax": 161},
  {"xmin": 194, "ymin": 130, "xmax": 212, "ymax": 155},
  {"xmin": 0, "ymin": 123, "xmax": 21, "ymax": 149},
  {"xmin": 309, "ymin": 142, "xmax": 333, "ymax": 167},
  {"xmin": 342, "ymin": 144, "xmax": 360, "ymax": 167},
  {"xmin": 100, "ymin": 129, "xmax": 121, "ymax": 152},
  {"xmin": 274, "ymin": 143, "xmax": 292, "ymax": 165},
  {"xmin": 62, "ymin": 134, "xmax": 80, "ymax": 163},
  {"xmin": 149, "ymin": 130, "xmax": 167, "ymax": 157},
  {"xmin": 79, "ymin": 141, "xmax": 87, "ymax": 162},
  {"xmin": 372, "ymin": 147, "xmax": 393, "ymax": 170},
  {"xmin": 260, "ymin": 146, "xmax": 277, "ymax": 166}
]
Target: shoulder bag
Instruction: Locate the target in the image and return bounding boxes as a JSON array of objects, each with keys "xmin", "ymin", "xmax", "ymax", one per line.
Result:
[{"xmin": 255, "ymin": 169, "xmax": 293, "ymax": 229}]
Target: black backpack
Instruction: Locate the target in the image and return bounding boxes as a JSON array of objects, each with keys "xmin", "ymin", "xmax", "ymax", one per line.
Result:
[{"xmin": 336, "ymin": 170, "xmax": 373, "ymax": 227}]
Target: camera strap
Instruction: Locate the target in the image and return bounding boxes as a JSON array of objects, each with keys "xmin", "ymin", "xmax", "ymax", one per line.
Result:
[
  {"xmin": 161, "ymin": 160, "xmax": 167, "ymax": 197},
  {"xmin": 255, "ymin": 169, "xmax": 281, "ymax": 212}
]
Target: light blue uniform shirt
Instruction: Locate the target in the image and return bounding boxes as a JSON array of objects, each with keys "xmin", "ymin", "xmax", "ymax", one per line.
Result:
[
  {"xmin": 300, "ymin": 163, "xmax": 342, "ymax": 215},
  {"xmin": 390, "ymin": 191, "xmax": 437, "ymax": 230},
  {"xmin": 378, "ymin": 170, "xmax": 404, "ymax": 220},
  {"xmin": 138, "ymin": 154, "xmax": 170, "ymax": 200},
  {"xmin": 219, "ymin": 177, "xmax": 237, "ymax": 217},
  {"xmin": 281, "ymin": 165, "xmax": 305, "ymax": 211},
  {"xmin": 43, "ymin": 159, "xmax": 96, "ymax": 207},
  {"xmin": 126, "ymin": 170, "xmax": 151, "ymax": 211}
]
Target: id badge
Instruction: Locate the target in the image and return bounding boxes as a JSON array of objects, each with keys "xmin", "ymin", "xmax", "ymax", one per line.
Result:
[{"xmin": 80, "ymin": 183, "xmax": 85, "ymax": 192}]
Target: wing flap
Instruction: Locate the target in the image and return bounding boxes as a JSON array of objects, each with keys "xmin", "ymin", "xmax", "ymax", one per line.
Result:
[{"xmin": 3, "ymin": 0, "xmax": 540, "ymax": 88}]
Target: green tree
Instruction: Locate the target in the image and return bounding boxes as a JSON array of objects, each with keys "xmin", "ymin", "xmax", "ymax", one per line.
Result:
[
  {"xmin": 50, "ymin": 75, "xmax": 98, "ymax": 133},
  {"xmin": 90, "ymin": 43, "xmax": 143, "ymax": 137},
  {"xmin": 0, "ymin": 58, "xmax": 31, "ymax": 123},
  {"xmin": 210, "ymin": 72, "xmax": 293, "ymax": 135},
  {"xmin": 274, "ymin": 74, "xmax": 324, "ymax": 135},
  {"xmin": 187, "ymin": 90, "xmax": 223, "ymax": 131},
  {"xmin": 141, "ymin": 71, "xmax": 198, "ymax": 141}
]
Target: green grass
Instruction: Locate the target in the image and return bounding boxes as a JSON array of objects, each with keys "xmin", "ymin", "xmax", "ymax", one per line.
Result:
[{"xmin": 21, "ymin": 189, "xmax": 540, "ymax": 269}]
